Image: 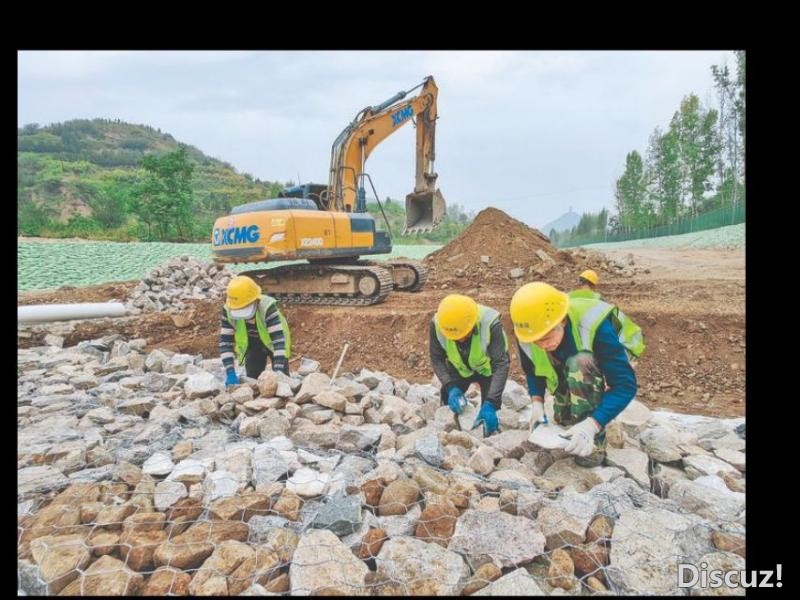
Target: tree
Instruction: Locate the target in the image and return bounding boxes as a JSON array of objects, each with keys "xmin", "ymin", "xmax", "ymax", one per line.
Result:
[
  {"xmin": 131, "ymin": 145, "xmax": 195, "ymax": 240},
  {"xmin": 615, "ymin": 151, "xmax": 646, "ymax": 233}
]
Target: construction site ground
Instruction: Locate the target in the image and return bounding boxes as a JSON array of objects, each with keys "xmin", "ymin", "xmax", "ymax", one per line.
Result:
[{"xmin": 18, "ymin": 211, "xmax": 745, "ymax": 419}]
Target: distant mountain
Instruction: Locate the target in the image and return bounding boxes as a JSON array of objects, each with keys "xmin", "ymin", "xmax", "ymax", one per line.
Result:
[
  {"xmin": 540, "ymin": 210, "xmax": 581, "ymax": 236},
  {"xmin": 18, "ymin": 118, "xmax": 285, "ymax": 239}
]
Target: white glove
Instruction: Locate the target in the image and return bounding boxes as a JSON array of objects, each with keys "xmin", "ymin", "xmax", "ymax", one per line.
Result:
[
  {"xmin": 563, "ymin": 417, "xmax": 601, "ymax": 457},
  {"xmin": 530, "ymin": 400, "xmax": 545, "ymax": 430}
]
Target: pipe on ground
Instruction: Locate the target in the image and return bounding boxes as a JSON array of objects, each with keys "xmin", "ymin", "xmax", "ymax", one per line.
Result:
[{"xmin": 18, "ymin": 302, "xmax": 128, "ymax": 324}]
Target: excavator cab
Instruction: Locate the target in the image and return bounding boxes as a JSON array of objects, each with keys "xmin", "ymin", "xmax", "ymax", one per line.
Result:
[{"xmin": 405, "ymin": 188, "xmax": 446, "ymax": 234}]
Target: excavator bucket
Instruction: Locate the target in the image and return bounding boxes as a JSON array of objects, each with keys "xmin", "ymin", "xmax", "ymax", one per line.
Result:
[{"xmin": 404, "ymin": 189, "xmax": 447, "ymax": 234}]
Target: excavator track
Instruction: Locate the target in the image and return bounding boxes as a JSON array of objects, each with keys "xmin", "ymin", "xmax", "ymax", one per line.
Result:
[
  {"xmin": 374, "ymin": 259, "xmax": 429, "ymax": 292},
  {"xmin": 241, "ymin": 262, "xmax": 394, "ymax": 306}
]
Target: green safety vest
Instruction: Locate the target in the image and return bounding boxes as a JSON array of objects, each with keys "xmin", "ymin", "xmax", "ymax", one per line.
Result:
[
  {"xmin": 433, "ymin": 305, "xmax": 508, "ymax": 378},
  {"xmin": 225, "ymin": 295, "xmax": 292, "ymax": 364},
  {"xmin": 569, "ymin": 289, "xmax": 602, "ymax": 300},
  {"xmin": 519, "ymin": 296, "xmax": 644, "ymax": 393}
]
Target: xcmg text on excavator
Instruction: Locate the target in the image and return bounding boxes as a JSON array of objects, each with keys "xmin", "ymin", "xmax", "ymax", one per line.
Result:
[{"xmin": 210, "ymin": 75, "xmax": 447, "ymax": 305}]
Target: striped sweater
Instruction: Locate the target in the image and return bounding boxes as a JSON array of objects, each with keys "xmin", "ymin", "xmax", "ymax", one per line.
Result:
[{"xmin": 219, "ymin": 303, "xmax": 287, "ymax": 374}]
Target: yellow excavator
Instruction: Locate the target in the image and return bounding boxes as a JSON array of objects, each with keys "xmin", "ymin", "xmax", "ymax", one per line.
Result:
[{"xmin": 210, "ymin": 75, "xmax": 446, "ymax": 305}]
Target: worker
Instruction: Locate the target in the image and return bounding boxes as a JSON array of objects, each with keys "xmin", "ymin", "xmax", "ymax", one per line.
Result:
[
  {"xmin": 220, "ymin": 275, "xmax": 292, "ymax": 386},
  {"xmin": 571, "ymin": 269, "xmax": 601, "ymax": 299},
  {"xmin": 510, "ymin": 282, "xmax": 644, "ymax": 467},
  {"xmin": 429, "ymin": 294, "xmax": 510, "ymax": 436}
]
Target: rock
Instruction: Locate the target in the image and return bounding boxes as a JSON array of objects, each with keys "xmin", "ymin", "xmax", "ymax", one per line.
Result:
[
  {"xmin": 203, "ymin": 470, "xmax": 242, "ymax": 501},
  {"xmin": 415, "ymin": 434, "xmax": 444, "ymax": 467},
  {"xmin": 683, "ymin": 454, "xmax": 739, "ymax": 479},
  {"xmin": 297, "ymin": 357, "xmax": 320, "ymax": 376},
  {"xmin": 448, "ymin": 509, "xmax": 545, "ymax": 568},
  {"xmin": 605, "ymin": 447, "xmax": 651, "ymax": 489},
  {"xmin": 375, "ymin": 536, "xmax": 470, "ymax": 595},
  {"xmin": 375, "ymin": 504, "xmax": 422, "ymax": 537},
  {"xmin": 568, "ymin": 542, "xmax": 608, "ymax": 580},
  {"xmin": 272, "ymin": 491, "xmax": 303, "ymax": 521},
  {"xmin": 484, "ymin": 430, "xmax": 530, "ymax": 458},
  {"xmin": 586, "ymin": 515, "xmax": 614, "ymax": 543},
  {"xmin": 538, "ymin": 493, "xmax": 601, "ymax": 550},
  {"xmin": 473, "ymin": 567, "xmax": 545, "ymax": 596},
  {"xmin": 257, "ymin": 370, "xmax": 279, "ymax": 397},
  {"xmin": 141, "ymin": 566, "xmax": 191, "ymax": 595},
  {"xmin": 639, "ymin": 424, "xmax": 683, "ymax": 462},
  {"xmin": 167, "ymin": 459, "xmax": 207, "ymax": 485},
  {"xmin": 415, "ymin": 502, "xmax": 459, "ymax": 547},
  {"xmin": 18, "ymin": 559, "xmax": 48, "ymax": 596},
  {"xmin": 295, "ymin": 372, "xmax": 331, "ymax": 403},
  {"xmin": 18, "ymin": 466, "xmax": 70, "ymax": 500},
  {"xmin": 509, "ymin": 267, "xmax": 525, "ymax": 278},
  {"xmin": 686, "ymin": 551, "xmax": 746, "ymax": 596},
  {"xmin": 461, "ymin": 562, "xmax": 502, "ymax": 595},
  {"xmin": 290, "ymin": 529, "xmax": 368, "ymax": 595},
  {"xmin": 30, "ymin": 534, "xmax": 92, "ymax": 594},
  {"xmin": 184, "ymin": 372, "xmax": 223, "ymax": 399},
  {"xmin": 286, "ymin": 467, "xmax": 331, "ymax": 498},
  {"xmin": 310, "ymin": 495, "xmax": 362, "ymax": 537},
  {"xmin": 711, "ymin": 530, "xmax": 746, "ymax": 559},
  {"xmin": 142, "ymin": 452, "xmax": 175, "ymax": 477},
  {"xmin": 606, "ymin": 508, "xmax": 713, "ymax": 595},
  {"xmin": 549, "ymin": 548, "xmax": 577, "ymax": 590},
  {"xmin": 713, "ymin": 447, "xmax": 746, "ymax": 472},
  {"xmin": 313, "ymin": 390, "xmax": 347, "ymax": 412},
  {"xmin": 153, "ymin": 521, "xmax": 249, "ymax": 570},
  {"xmin": 119, "ymin": 528, "xmax": 168, "ymax": 571},
  {"xmin": 668, "ymin": 479, "xmax": 745, "ymax": 521},
  {"xmin": 58, "ymin": 554, "xmax": 144, "ymax": 596},
  {"xmin": 154, "ymin": 480, "xmax": 188, "ymax": 511},
  {"xmin": 379, "ymin": 479, "xmax": 421, "ymax": 516},
  {"xmin": 336, "ymin": 424, "xmax": 388, "ymax": 452},
  {"xmin": 95, "ymin": 503, "xmax": 137, "ymax": 530},
  {"xmin": 616, "ymin": 400, "xmax": 652, "ymax": 436},
  {"xmin": 413, "ymin": 465, "xmax": 450, "ymax": 495},
  {"xmin": 188, "ymin": 540, "xmax": 255, "ymax": 595},
  {"xmin": 258, "ymin": 410, "xmax": 292, "ymax": 440},
  {"xmin": 356, "ymin": 527, "xmax": 388, "ymax": 560}
]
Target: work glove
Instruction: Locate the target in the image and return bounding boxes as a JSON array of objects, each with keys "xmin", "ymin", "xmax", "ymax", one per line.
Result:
[
  {"xmin": 563, "ymin": 417, "xmax": 601, "ymax": 457},
  {"xmin": 530, "ymin": 400, "xmax": 546, "ymax": 431},
  {"xmin": 472, "ymin": 402, "xmax": 499, "ymax": 436},
  {"xmin": 225, "ymin": 370, "xmax": 240, "ymax": 387},
  {"xmin": 447, "ymin": 386, "xmax": 468, "ymax": 415}
]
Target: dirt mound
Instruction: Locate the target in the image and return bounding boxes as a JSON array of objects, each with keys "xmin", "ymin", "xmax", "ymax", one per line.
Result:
[{"xmin": 424, "ymin": 207, "xmax": 625, "ymax": 290}]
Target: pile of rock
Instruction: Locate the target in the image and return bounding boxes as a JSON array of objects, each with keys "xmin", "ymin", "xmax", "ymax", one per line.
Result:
[
  {"xmin": 126, "ymin": 256, "xmax": 233, "ymax": 314},
  {"xmin": 18, "ymin": 336, "xmax": 745, "ymax": 595}
]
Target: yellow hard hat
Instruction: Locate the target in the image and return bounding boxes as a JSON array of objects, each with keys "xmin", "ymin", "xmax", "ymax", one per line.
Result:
[
  {"xmin": 510, "ymin": 282, "xmax": 569, "ymax": 343},
  {"xmin": 436, "ymin": 294, "xmax": 479, "ymax": 340},
  {"xmin": 226, "ymin": 275, "xmax": 262, "ymax": 311},
  {"xmin": 579, "ymin": 269, "xmax": 599, "ymax": 286}
]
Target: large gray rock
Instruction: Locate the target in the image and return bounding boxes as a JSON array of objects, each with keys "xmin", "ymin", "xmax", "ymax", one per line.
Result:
[
  {"xmin": 310, "ymin": 495, "xmax": 362, "ymax": 537},
  {"xmin": 616, "ymin": 400, "xmax": 653, "ymax": 436},
  {"xmin": 295, "ymin": 373, "xmax": 331, "ymax": 403},
  {"xmin": 184, "ymin": 372, "xmax": 223, "ymax": 399},
  {"xmin": 415, "ymin": 434, "xmax": 444, "ymax": 467},
  {"xmin": 639, "ymin": 424, "xmax": 684, "ymax": 463},
  {"xmin": 290, "ymin": 529, "xmax": 368, "ymax": 595},
  {"xmin": 375, "ymin": 536, "xmax": 470, "ymax": 595},
  {"xmin": 18, "ymin": 466, "xmax": 70, "ymax": 500},
  {"xmin": 142, "ymin": 452, "xmax": 175, "ymax": 477},
  {"xmin": 286, "ymin": 468, "xmax": 331, "ymax": 498},
  {"xmin": 474, "ymin": 568, "xmax": 545, "ymax": 596},
  {"xmin": 203, "ymin": 470, "xmax": 241, "ymax": 501},
  {"xmin": 537, "ymin": 493, "xmax": 601, "ymax": 549},
  {"xmin": 668, "ymin": 478, "xmax": 745, "ymax": 521},
  {"xmin": 683, "ymin": 454, "xmax": 739, "ymax": 479},
  {"xmin": 252, "ymin": 445, "xmax": 289, "ymax": 487},
  {"xmin": 606, "ymin": 507, "xmax": 713, "ymax": 594},
  {"xmin": 484, "ymin": 430, "xmax": 530, "ymax": 459},
  {"xmin": 154, "ymin": 479, "xmax": 188, "ymax": 511},
  {"xmin": 687, "ymin": 552, "xmax": 746, "ymax": 596},
  {"xmin": 448, "ymin": 509, "xmax": 546, "ymax": 568},
  {"xmin": 605, "ymin": 447, "xmax": 651, "ymax": 489},
  {"xmin": 501, "ymin": 379, "xmax": 531, "ymax": 412},
  {"xmin": 336, "ymin": 424, "xmax": 389, "ymax": 452}
]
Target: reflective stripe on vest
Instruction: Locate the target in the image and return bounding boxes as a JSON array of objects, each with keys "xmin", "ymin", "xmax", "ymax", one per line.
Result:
[
  {"xmin": 433, "ymin": 305, "xmax": 507, "ymax": 378},
  {"xmin": 520, "ymin": 297, "xmax": 643, "ymax": 393},
  {"xmin": 225, "ymin": 295, "xmax": 292, "ymax": 364}
]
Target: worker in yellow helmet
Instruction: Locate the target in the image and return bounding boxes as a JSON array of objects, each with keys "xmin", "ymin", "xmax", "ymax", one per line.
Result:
[
  {"xmin": 510, "ymin": 282, "xmax": 644, "ymax": 467},
  {"xmin": 220, "ymin": 275, "xmax": 292, "ymax": 386},
  {"xmin": 430, "ymin": 294, "xmax": 510, "ymax": 436},
  {"xmin": 571, "ymin": 269, "xmax": 601, "ymax": 300}
]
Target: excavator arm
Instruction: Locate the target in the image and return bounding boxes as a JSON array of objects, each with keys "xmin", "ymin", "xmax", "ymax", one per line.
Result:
[{"xmin": 327, "ymin": 75, "xmax": 446, "ymax": 233}]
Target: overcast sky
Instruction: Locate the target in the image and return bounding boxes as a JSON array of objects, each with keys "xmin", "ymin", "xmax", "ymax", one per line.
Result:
[{"xmin": 18, "ymin": 50, "xmax": 737, "ymax": 229}]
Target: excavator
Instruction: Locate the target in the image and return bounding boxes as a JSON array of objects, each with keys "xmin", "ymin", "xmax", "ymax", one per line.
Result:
[{"xmin": 210, "ymin": 75, "xmax": 446, "ymax": 306}]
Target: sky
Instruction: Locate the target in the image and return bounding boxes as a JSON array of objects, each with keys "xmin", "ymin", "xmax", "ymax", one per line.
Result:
[{"xmin": 18, "ymin": 50, "xmax": 737, "ymax": 229}]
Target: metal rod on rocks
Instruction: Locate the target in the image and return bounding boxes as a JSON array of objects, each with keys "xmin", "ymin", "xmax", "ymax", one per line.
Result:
[{"xmin": 330, "ymin": 342, "xmax": 350, "ymax": 385}]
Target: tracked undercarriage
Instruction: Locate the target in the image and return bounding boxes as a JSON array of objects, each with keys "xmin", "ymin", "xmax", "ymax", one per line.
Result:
[{"xmin": 241, "ymin": 259, "xmax": 428, "ymax": 306}]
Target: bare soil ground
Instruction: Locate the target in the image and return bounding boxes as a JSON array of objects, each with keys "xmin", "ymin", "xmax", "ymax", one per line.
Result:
[{"xmin": 18, "ymin": 210, "xmax": 745, "ymax": 417}]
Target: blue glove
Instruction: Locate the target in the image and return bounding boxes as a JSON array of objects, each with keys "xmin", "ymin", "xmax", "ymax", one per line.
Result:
[
  {"xmin": 225, "ymin": 370, "xmax": 240, "ymax": 386},
  {"xmin": 473, "ymin": 402, "xmax": 499, "ymax": 436},
  {"xmin": 447, "ymin": 386, "xmax": 467, "ymax": 415}
]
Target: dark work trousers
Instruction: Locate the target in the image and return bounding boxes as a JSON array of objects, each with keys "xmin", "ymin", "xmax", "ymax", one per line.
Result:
[{"xmin": 244, "ymin": 340, "xmax": 287, "ymax": 377}]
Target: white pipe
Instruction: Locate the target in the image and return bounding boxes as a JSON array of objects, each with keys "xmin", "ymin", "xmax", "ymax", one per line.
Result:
[{"xmin": 18, "ymin": 302, "xmax": 128, "ymax": 323}]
